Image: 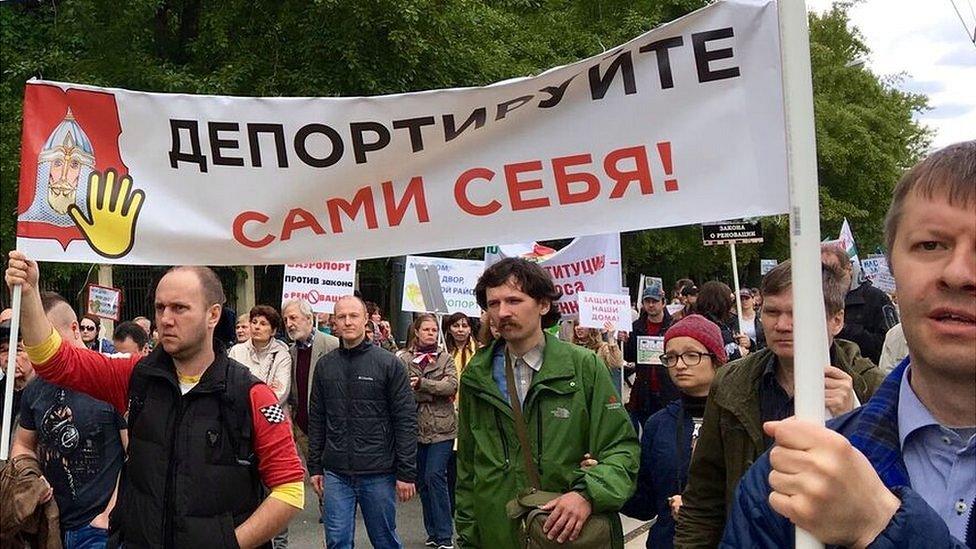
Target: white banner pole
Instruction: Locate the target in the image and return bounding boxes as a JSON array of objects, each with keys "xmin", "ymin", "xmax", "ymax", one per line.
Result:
[
  {"xmin": 437, "ymin": 313, "xmax": 445, "ymax": 349},
  {"xmin": 730, "ymin": 242, "xmax": 745, "ymax": 334},
  {"xmin": 779, "ymin": 0, "xmax": 828, "ymax": 548},
  {"xmin": 618, "ymin": 338, "xmax": 625, "ymax": 397},
  {"xmin": 1, "ymin": 285, "xmax": 23, "ymax": 461}
]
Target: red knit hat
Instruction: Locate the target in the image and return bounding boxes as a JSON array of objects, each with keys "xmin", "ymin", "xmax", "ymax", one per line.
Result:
[{"xmin": 663, "ymin": 314, "xmax": 728, "ymax": 365}]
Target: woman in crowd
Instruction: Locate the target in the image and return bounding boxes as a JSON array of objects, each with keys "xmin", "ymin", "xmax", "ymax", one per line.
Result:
[
  {"xmin": 571, "ymin": 320, "xmax": 625, "ymax": 396},
  {"xmin": 736, "ymin": 288, "xmax": 765, "ymax": 350},
  {"xmin": 442, "ymin": 312, "xmax": 479, "ymax": 375},
  {"xmin": 621, "ymin": 314, "xmax": 728, "ymax": 548},
  {"xmin": 228, "ymin": 305, "xmax": 292, "ymax": 407},
  {"xmin": 396, "ymin": 315, "xmax": 457, "ymax": 549},
  {"xmin": 441, "ymin": 312, "xmax": 480, "ymax": 512},
  {"xmin": 695, "ymin": 281, "xmax": 748, "ymax": 361},
  {"xmin": 235, "ymin": 312, "xmax": 251, "ymax": 343},
  {"xmin": 80, "ymin": 314, "xmax": 115, "ymax": 353}
]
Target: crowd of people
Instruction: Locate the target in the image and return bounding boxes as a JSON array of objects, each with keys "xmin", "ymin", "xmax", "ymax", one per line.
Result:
[{"xmin": 0, "ymin": 141, "xmax": 972, "ymax": 549}]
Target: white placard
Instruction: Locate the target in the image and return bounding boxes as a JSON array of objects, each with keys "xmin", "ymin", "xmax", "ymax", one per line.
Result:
[
  {"xmin": 281, "ymin": 261, "xmax": 357, "ymax": 314},
  {"xmin": 576, "ymin": 291, "xmax": 631, "ymax": 332},
  {"xmin": 861, "ymin": 256, "xmax": 897, "ymax": 294},
  {"xmin": 760, "ymin": 258, "xmax": 778, "ymax": 275},
  {"xmin": 637, "ymin": 336, "xmax": 665, "ymax": 365},
  {"xmin": 402, "ymin": 255, "xmax": 484, "ymax": 316},
  {"xmin": 86, "ymin": 284, "xmax": 122, "ymax": 321}
]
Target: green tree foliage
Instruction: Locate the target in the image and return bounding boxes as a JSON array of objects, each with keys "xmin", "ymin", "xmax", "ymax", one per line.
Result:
[
  {"xmin": 622, "ymin": 4, "xmax": 930, "ymax": 289},
  {"xmin": 0, "ymin": 0, "xmax": 928, "ymax": 299}
]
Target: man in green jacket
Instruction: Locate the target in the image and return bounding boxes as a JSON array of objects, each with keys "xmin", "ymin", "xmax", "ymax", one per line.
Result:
[
  {"xmin": 674, "ymin": 260, "xmax": 886, "ymax": 548},
  {"xmin": 455, "ymin": 258, "xmax": 639, "ymax": 548}
]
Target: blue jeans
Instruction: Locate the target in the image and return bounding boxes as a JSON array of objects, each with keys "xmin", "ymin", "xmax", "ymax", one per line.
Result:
[
  {"xmin": 417, "ymin": 440, "xmax": 454, "ymax": 545},
  {"xmin": 63, "ymin": 524, "xmax": 107, "ymax": 549},
  {"xmin": 323, "ymin": 472, "xmax": 402, "ymax": 549}
]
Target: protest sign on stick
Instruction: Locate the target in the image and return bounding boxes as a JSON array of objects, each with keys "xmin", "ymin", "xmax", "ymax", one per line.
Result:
[
  {"xmin": 703, "ymin": 221, "xmax": 764, "ymax": 334},
  {"xmin": 281, "ymin": 261, "xmax": 357, "ymax": 313},
  {"xmin": 576, "ymin": 291, "xmax": 631, "ymax": 332},
  {"xmin": 402, "ymin": 256, "xmax": 484, "ymax": 317},
  {"xmin": 86, "ymin": 283, "xmax": 123, "ymax": 321},
  {"xmin": 637, "ymin": 336, "xmax": 665, "ymax": 365}
]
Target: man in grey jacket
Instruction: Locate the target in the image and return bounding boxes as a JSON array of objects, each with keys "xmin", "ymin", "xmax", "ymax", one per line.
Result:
[
  {"xmin": 282, "ymin": 298, "xmax": 339, "ymax": 443},
  {"xmin": 307, "ymin": 295, "xmax": 417, "ymax": 549}
]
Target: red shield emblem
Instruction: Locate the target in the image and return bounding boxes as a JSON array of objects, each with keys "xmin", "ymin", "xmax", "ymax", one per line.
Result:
[{"xmin": 17, "ymin": 84, "xmax": 129, "ymax": 250}]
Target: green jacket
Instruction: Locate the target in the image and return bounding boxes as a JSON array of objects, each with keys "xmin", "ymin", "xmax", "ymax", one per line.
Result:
[
  {"xmin": 674, "ymin": 339, "xmax": 885, "ymax": 548},
  {"xmin": 455, "ymin": 333, "xmax": 639, "ymax": 548}
]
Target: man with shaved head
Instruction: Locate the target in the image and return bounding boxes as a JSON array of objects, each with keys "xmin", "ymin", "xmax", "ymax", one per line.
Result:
[
  {"xmin": 11, "ymin": 290, "xmax": 126, "ymax": 548},
  {"xmin": 6, "ymin": 253, "xmax": 305, "ymax": 549},
  {"xmin": 308, "ymin": 294, "xmax": 417, "ymax": 549}
]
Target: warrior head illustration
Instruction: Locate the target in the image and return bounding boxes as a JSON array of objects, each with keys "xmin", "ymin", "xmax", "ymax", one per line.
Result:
[{"xmin": 23, "ymin": 108, "xmax": 95, "ymax": 225}]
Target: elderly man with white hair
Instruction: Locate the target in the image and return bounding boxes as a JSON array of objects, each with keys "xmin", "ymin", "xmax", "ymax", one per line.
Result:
[{"xmin": 282, "ymin": 299, "xmax": 339, "ymax": 441}]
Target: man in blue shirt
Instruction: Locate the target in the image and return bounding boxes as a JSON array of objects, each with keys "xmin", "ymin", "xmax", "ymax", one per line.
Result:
[{"xmin": 722, "ymin": 141, "xmax": 975, "ymax": 548}]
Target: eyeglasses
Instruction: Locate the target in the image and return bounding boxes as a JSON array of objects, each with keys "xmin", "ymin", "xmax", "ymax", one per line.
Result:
[
  {"xmin": 80, "ymin": 325, "xmax": 97, "ymax": 332},
  {"xmin": 660, "ymin": 351, "xmax": 715, "ymax": 368}
]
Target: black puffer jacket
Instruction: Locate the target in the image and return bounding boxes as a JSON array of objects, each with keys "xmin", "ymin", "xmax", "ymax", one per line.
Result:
[{"xmin": 307, "ymin": 339, "xmax": 417, "ymax": 482}]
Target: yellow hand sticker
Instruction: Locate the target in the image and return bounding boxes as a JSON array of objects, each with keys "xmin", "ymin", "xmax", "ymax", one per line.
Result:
[{"xmin": 68, "ymin": 169, "xmax": 146, "ymax": 259}]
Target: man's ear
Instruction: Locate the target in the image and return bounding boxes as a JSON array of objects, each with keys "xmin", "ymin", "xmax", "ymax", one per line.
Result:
[
  {"xmin": 208, "ymin": 304, "xmax": 222, "ymax": 329},
  {"xmin": 827, "ymin": 309, "xmax": 845, "ymax": 338},
  {"xmin": 539, "ymin": 298, "xmax": 551, "ymax": 316}
]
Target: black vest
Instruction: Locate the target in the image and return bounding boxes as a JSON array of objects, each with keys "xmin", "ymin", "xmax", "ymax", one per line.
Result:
[{"xmin": 110, "ymin": 347, "xmax": 265, "ymax": 549}]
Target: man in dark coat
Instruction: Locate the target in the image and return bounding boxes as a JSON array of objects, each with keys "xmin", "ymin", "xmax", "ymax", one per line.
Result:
[
  {"xmin": 307, "ymin": 295, "xmax": 417, "ymax": 549},
  {"xmin": 623, "ymin": 285, "xmax": 677, "ymax": 432}
]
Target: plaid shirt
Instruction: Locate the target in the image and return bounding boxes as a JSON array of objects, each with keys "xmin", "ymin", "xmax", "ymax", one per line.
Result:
[
  {"xmin": 845, "ymin": 358, "xmax": 911, "ymax": 489},
  {"xmin": 722, "ymin": 357, "xmax": 974, "ymax": 547}
]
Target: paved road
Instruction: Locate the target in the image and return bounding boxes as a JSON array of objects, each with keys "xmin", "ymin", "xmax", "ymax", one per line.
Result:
[
  {"xmin": 285, "ymin": 482, "xmax": 651, "ymax": 548},
  {"xmin": 287, "ymin": 484, "xmax": 427, "ymax": 548},
  {"xmin": 287, "ymin": 382, "xmax": 650, "ymax": 547}
]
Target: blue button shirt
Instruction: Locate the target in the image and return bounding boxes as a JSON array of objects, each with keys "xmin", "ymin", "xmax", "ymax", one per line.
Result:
[{"xmin": 898, "ymin": 365, "xmax": 976, "ymax": 542}]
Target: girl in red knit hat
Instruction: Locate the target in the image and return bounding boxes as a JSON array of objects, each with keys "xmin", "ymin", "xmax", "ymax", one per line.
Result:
[{"xmin": 620, "ymin": 314, "xmax": 728, "ymax": 549}]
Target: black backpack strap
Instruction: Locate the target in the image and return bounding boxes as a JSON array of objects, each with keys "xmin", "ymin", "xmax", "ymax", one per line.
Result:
[
  {"xmin": 218, "ymin": 363, "xmax": 261, "ymax": 467},
  {"xmin": 126, "ymin": 365, "xmax": 150, "ymax": 428}
]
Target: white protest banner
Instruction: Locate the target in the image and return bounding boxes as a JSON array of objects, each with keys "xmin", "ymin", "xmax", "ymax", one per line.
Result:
[
  {"xmin": 861, "ymin": 256, "xmax": 897, "ymax": 294},
  {"xmin": 576, "ymin": 291, "xmax": 631, "ymax": 332},
  {"xmin": 637, "ymin": 336, "xmax": 665, "ymax": 365},
  {"xmin": 281, "ymin": 261, "xmax": 357, "ymax": 314},
  {"xmin": 760, "ymin": 258, "xmax": 778, "ymax": 275},
  {"xmin": 402, "ymin": 256, "xmax": 484, "ymax": 317},
  {"xmin": 86, "ymin": 283, "xmax": 122, "ymax": 321},
  {"xmin": 486, "ymin": 234, "xmax": 623, "ymax": 318},
  {"xmin": 15, "ymin": 0, "xmax": 787, "ymax": 265}
]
